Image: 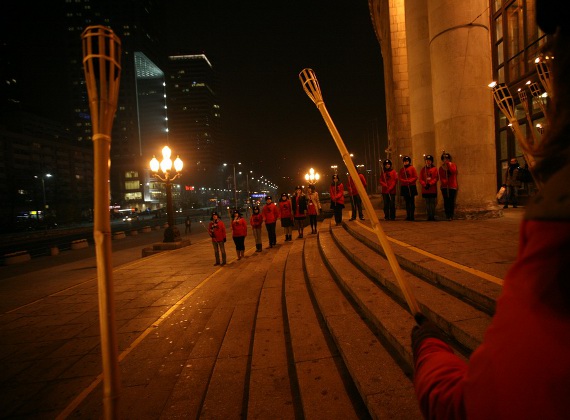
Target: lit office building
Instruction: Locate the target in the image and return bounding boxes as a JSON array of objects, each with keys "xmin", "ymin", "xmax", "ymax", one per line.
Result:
[{"xmin": 166, "ymin": 54, "xmax": 224, "ymax": 189}]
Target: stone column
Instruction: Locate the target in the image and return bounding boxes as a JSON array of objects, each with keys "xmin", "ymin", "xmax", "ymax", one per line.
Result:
[{"xmin": 427, "ymin": 0, "xmax": 497, "ymax": 215}]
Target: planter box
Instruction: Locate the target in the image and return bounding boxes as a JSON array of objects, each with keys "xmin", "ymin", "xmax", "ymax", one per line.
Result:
[
  {"xmin": 71, "ymin": 239, "xmax": 89, "ymax": 250},
  {"xmin": 3, "ymin": 250, "xmax": 31, "ymax": 265},
  {"xmin": 113, "ymin": 231, "xmax": 126, "ymax": 240}
]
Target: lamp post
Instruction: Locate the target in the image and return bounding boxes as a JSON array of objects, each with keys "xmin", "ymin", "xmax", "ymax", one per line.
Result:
[
  {"xmin": 150, "ymin": 146, "xmax": 183, "ymax": 242},
  {"xmin": 304, "ymin": 167, "xmax": 320, "ymax": 186},
  {"xmin": 223, "ymin": 162, "xmax": 241, "ymax": 210},
  {"xmin": 34, "ymin": 173, "xmax": 52, "ymax": 229}
]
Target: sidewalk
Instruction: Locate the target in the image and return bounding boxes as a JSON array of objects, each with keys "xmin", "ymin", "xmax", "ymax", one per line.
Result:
[{"xmin": 0, "ymin": 204, "xmax": 523, "ymax": 418}]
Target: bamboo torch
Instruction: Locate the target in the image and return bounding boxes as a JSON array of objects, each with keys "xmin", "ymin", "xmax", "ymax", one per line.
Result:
[
  {"xmin": 488, "ymin": 81, "xmax": 541, "ymax": 189},
  {"xmin": 299, "ymin": 68, "xmax": 421, "ymax": 317},
  {"xmin": 535, "ymin": 54, "xmax": 553, "ymax": 100},
  {"xmin": 82, "ymin": 25, "xmax": 122, "ymax": 419}
]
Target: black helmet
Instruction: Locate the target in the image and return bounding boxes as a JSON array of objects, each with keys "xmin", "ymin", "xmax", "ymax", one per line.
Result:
[
  {"xmin": 253, "ymin": 206, "xmax": 260, "ymax": 212},
  {"xmin": 383, "ymin": 159, "xmax": 392, "ymax": 167},
  {"xmin": 232, "ymin": 209, "xmax": 241, "ymax": 216},
  {"xmin": 402, "ymin": 155, "xmax": 411, "ymax": 163},
  {"xmin": 424, "ymin": 155, "xmax": 434, "ymax": 162},
  {"xmin": 210, "ymin": 211, "xmax": 219, "ymax": 220},
  {"xmin": 280, "ymin": 192, "xmax": 289, "ymax": 200},
  {"xmin": 265, "ymin": 195, "xmax": 272, "ymax": 201},
  {"xmin": 441, "ymin": 152, "xmax": 452, "ymax": 161},
  {"xmin": 295, "ymin": 185, "xmax": 302, "ymax": 191}
]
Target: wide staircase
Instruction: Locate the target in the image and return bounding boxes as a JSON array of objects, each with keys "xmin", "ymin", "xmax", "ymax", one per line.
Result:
[
  {"xmin": 72, "ymin": 213, "xmax": 502, "ymax": 419},
  {"xmin": 152, "ymin": 217, "xmax": 500, "ymax": 419}
]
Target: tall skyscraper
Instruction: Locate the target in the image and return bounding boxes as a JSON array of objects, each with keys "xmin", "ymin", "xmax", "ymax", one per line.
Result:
[
  {"xmin": 63, "ymin": 0, "xmax": 172, "ymax": 212},
  {"xmin": 166, "ymin": 54, "xmax": 224, "ymax": 188}
]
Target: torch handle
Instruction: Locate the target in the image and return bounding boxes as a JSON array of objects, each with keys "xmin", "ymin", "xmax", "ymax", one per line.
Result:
[{"xmin": 315, "ymin": 102, "xmax": 421, "ymax": 316}]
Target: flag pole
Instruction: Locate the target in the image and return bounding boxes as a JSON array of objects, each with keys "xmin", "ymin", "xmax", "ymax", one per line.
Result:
[
  {"xmin": 299, "ymin": 68, "xmax": 421, "ymax": 317},
  {"xmin": 82, "ymin": 25, "xmax": 122, "ymax": 419}
]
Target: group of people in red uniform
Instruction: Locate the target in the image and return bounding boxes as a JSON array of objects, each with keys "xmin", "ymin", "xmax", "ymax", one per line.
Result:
[
  {"xmin": 379, "ymin": 153, "xmax": 458, "ymax": 222},
  {"xmin": 208, "ymin": 185, "xmax": 323, "ymax": 264}
]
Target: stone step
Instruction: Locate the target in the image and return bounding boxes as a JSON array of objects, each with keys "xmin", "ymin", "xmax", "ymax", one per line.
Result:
[
  {"xmin": 304, "ymin": 228, "xmax": 422, "ymax": 419},
  {"xmin": 329, "ymin": 219, "xmax": 492, "ymax": 354}
]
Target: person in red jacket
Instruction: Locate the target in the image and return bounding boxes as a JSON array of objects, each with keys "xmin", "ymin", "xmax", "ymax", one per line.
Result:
[
  {"xmin": 379, "ymin": 159, "xmax": 398, "ymax": 220},
  {"xmin": 439, "ymin": 152, "xmax": 458, "ymax": 221},
  {"xmin": 329, "ymin": 174, "xmax": 345, "ymax": 226},
  {"xmin": 399, "ymin": 155, "xmax": 418, "ymax": 221},
  {"xmin": 249, "ymin": 206, "xmax": 264, "ymax": 252},
  {"xmin": 262, "ymin": 195, "xmax": 280, "ymax": 248},
  {"xmin": 278, "ymin": 193, "xmax": 294, "ymax": 242},
  {"xmin": 411, "ymin": 7, "xmax": 570, "ymax": 417},
  {"xmin": 419, "ymin": 154, "xmax": 440, "ymax": 221},
  {"xmin": 230, "ymin": 209, "xmax": 247, "ymax": 260},
  {"xmin": 348, "ymin": 169, "xmax": 367, "ymax": 221},
  {"xmin": 207, "ymin": 211, "xmax": 226, "ymax": 266}
]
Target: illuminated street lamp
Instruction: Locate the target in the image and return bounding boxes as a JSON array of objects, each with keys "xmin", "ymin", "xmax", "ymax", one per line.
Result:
[
  {"xmin": 150, "ymin": 146, "xmax": 183, "ymax": 242},
  {"xmin": 330, "ymin": 165, "xmax": 338, "ymax": 174},
  {"xmin": 34, "ymin": 173, "xmax": 53, "ymax": 229},
  {"xmin": 304, "ymin": 167, "xmax": 320, "ymax": 185}
]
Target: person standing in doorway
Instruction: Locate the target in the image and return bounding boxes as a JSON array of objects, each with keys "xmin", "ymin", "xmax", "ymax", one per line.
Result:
[
  {"xmin": 348, "ymin": 168, "xmax": 367, "ymax": 221},
  {"xmin": 306, "ymin": 184, "xmax": 321, "ymax": 234},
  {"xmin": 329, "ymin": 174, "xmax": 345, "ymax": 226},
  {"xmin": 208, "ymin": 211, "xmax": 226, "ymax": 266},
  {"xmin": 291, "ymin": 186, "xmax": 308, "ymax": 238},
  {"xmin": 439, "ymin": 152, "xmax": 458, "ymax": 221},
  {"xmin": 379, "ymin": 159, "xmax": 398, "ymax": 220},
  {"xmin": 250, "ymin": 206, "xmax": 263, "ymax": 252},
  {"xmin": 420, "ymin": 155, "xmax": 439, "ymax": 221},
  {"xmin": 278, "ymin": 193, "xmax": 294, "ymax": 242},
  {"xmin": 504, "ymin": 157, "xmax": 521, "ymax": 208},
  {"xmin": 399, "ymin": 156, "xmax": 418, "ymax": 221},
  {"xmin": 262, "ymin": 195, "xmax": 280, "ymax": 248}
]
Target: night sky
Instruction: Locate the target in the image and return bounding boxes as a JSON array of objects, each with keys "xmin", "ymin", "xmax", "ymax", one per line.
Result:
[
  {"xmin": 3, "ymin": 1, "xmax": 387, "ymax": 191},
  {"xmin": 164, "ymin": 1, "xmax": 387, "ymax": 188}
]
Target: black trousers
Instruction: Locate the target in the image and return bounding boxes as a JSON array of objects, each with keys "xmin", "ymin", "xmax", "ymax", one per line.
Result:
[
  {"xmin": 442, "ymin": 188, "xmax": 457, "ymax": 219},
  {"xmin": 382, "ymin": 194, "xmax": 396, "ymax": 220},
  {"xmin": 265, "ymin": 222, "xmax": 277, "ymax": 245}
]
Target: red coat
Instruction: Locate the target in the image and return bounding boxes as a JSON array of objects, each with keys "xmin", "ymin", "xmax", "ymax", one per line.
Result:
[
  {"xmin": 439, "ymin": 162, "xmax": 458, "ymax": 190},
  {"xmin": 231, "ymin": 217, "xmax": 248, "ymax": 237},
  {"xmin": 419, "ymin": 165, "xmax": 439, "ymax": 195},
  {"xmin": 348, "ymin": 173, "xmax": 367, "ymax": 196},
  {"xmin": 413, "ymin": 220, "xmax": 570, "ymax": 419},
  {"xmin": 379, "ymin": 169, "xmax": 398, "ymax": 194},
  {"xmin": 278, "ymin": 200, "xmax": 293, "ymax": 220},
  {"xmin": 262, "ymin": 202, "xmax": 280, "ymax": 224},
  {"xmin": 250, "ymin": 213, "xmax": 263, "ymax": 229},
  {"xmin": 208, "ymin": 219, "xmax": 226, "ymax": 242},
  {"xmin": 399, "ymin": 165, "xmax": 418, "ymax": 187},
  {"xmin": 330, "ymin": 182, "xmax": 345, "ymax": 206}
]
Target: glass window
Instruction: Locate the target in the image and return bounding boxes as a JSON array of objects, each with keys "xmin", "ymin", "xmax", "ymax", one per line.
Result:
[
  {"xmin": 495, "ymin": 14, "xmax": 503, "ymax": 41},
  {"xmin": 497, "ymin": 41, "xmax": 504, "ymax": 66},
  {"xmin": 500, "ymin": 130, "xmax": 508, "ymax": 160}
]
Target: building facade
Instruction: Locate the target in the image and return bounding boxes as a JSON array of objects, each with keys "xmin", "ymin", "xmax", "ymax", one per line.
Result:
[
  {"xmin": 368, "ymin": 0, "xmax": 548, "ymax": 215},
  {"xmin": 166, "ymin": 54, "xmax": 224, "ymax": 190}
]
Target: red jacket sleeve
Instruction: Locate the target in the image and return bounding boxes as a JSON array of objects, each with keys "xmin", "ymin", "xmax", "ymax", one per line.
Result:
[{"xmin": 413, "ymin": 338, "xmax": 468, "ymax": 419}]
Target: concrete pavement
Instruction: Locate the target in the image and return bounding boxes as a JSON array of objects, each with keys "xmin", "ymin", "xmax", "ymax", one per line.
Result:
[{"xmin": 0, "ymin": 201, "xmax": 523, "ymax": 419}]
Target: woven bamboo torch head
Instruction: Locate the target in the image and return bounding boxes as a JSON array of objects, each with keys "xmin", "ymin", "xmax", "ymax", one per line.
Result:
[{"xmin": 81, "ymin": 25, "xmax": 122, "ymax": 137}]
